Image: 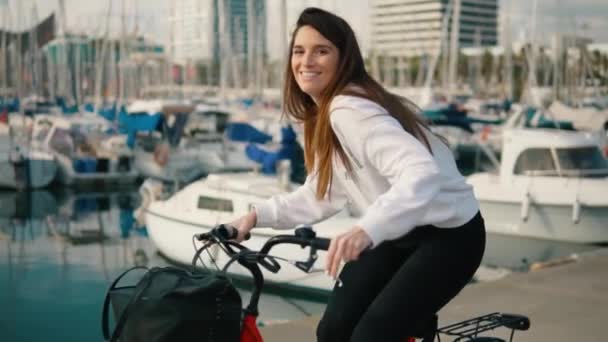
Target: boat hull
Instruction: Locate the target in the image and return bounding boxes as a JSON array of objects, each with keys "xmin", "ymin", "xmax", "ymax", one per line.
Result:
[
  {"xmin": 55, "ymin": 153, "xmax": 139, "ymax": 186},
  {"xmin": 478, "ymin": 199, "xmax": 608, "ymax": 243},
  {"xmin": 0, "ymin": 155, "xmax": 57, "ymax": 189}
]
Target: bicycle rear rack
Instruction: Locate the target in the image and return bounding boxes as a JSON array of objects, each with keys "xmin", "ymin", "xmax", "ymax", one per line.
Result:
[{"xmin": 437, "ymin": 312, "xmax": 530, "ymax": 341}]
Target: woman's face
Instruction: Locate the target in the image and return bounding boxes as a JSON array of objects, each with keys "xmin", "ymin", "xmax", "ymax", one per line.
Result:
[{"xmin": 291, "ymin": 25, "xmax": 340, "ymax": 103}]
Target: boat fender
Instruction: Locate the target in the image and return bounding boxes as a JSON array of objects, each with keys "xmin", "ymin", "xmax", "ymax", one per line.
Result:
[
  {"xmin": 521, "ymin": 193, "xmax": 531, "ymax": 222},
  {"xmin": 480, "ymin": 125, "xmax": 491, "ymax": 141},
  {"xmin": 529, "ymin": 254, "xmax": 579, "ymax": 271},
  {"xmin": 153, "ymin": 143, "xmax": 170, "ymax": 166},
  {"xmin": 572, "ymin": 198, "xmax": 581, "ymax": 224},
  {"xmin": 133, "ymin": 178, "xmax": 164, "ymax": 226}
]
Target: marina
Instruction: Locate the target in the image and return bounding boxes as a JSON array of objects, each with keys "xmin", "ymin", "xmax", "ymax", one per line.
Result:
[
  {"xmin": 1, "ymin": 0, "xmax": 607, "ymax": 341},
  {"xmin": 1, "ymin": 186, "xmax": 605, "ymax": 342}
]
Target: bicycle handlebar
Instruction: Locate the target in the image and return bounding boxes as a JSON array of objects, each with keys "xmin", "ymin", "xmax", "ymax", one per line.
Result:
[
  {"xmin": 197, "ymin": 224, "xmax": 330, "ymax": 252},
  {"xmin": 195, "ymin": 224, "xmax": 330, "ymax": 273}
]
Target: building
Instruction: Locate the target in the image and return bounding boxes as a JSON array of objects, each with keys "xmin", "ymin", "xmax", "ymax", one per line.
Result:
[
  {"xmin": 169, "ymin": 0, "xmax": 266, "ymax": 65},
  {"xmin": 370, "ymin": 0, "xmax": 498, "ymax": 57}
]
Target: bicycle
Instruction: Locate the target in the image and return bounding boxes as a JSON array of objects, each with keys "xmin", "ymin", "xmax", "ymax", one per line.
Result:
[{"xmin": 194, "ymin": 224, "xmax": 531, "ymax": 342}]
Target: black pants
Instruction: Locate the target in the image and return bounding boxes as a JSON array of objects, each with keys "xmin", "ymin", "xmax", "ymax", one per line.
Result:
[{"xmin": 317, "ymin": 212, "xmax": 486, "ymax": 342}]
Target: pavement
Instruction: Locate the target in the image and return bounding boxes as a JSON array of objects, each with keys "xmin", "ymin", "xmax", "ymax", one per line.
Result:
[{"xmin": 260, "ymin": 248, "xmax": 608, "ymax": 341}]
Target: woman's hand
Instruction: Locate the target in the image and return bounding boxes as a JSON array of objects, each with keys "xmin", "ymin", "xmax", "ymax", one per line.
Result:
[
  {"xmin": 325, "ymin": 226, "xmax": 372, "ymax": 279},
  {"xmin": 228, "ymin": 210, "xmax": 257, "ymax": 242}
]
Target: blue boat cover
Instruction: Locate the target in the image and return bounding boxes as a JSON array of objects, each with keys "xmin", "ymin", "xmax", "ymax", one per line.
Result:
[
  {"xmin": 225, "ymin": 122, "xmax": 272, "ymax": 143},
  {"xmin": 245, "ymin": 125, "xmax": 306, "ymax": 183}
]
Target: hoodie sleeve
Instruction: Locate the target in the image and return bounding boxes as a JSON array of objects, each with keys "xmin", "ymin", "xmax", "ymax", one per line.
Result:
[
  {"xmin": 330, "ymin": 108, "xmax": 441, "ymax": 247},
  {"xmin": 253, "ymin": 167, "xmax": 348, "ymax": 230}
]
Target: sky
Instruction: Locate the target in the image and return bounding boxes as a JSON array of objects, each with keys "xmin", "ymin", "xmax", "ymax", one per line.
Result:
[{"xmin": 1, "ymin": 0, "xmax": 607, "ymax": 59}]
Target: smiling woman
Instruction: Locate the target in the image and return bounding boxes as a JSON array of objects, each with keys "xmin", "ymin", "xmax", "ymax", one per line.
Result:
[
  {"xmin": 225, "ymin": 7, "xmax": 486, "ymax": 342},
  {"xmin": 291, "ymin": 27, "xmax": 340, "ymax": 102}
]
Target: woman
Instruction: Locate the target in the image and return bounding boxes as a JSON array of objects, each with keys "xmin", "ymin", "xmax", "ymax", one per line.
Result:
[{"xmin": 229, "ymin": 7, "xmax": 485, "ymax": 342}]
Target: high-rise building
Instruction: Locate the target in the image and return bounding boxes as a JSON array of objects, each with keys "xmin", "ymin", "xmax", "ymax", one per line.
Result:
[
  {"xmin": 169, "ymin": 0, "xmax": 266, "ymax": 64},
  {"xmin": 370, "ymin": 0, "xmax": 498, "ymax": 57}
]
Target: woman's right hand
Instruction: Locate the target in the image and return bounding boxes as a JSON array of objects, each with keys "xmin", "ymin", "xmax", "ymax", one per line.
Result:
[{"xmin": 228, "ymin": 210, "xmax": 257, "ymax": 242}]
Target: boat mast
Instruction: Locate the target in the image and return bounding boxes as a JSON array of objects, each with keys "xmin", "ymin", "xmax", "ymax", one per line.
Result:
[
  {"xmin": 255, "ymin": 9, "xmax": 264, "ymax": 98},
  {"xmin": 503, "ymin": 0, "xmax": 513, "ymax": 101},
  {"xmin": 421, "ymin": 0, "xmax": 454, "ymax": 106},
  {"xmin": 1, "ymin": 2, "xmax": 7, "ymax": 97},
  {"xmin": 527, "ymin": 0, "xmax": 539, "ymax": 97},
  {"xmin": 246, "ymin": 0, "xmax": 255, "ymax": 94},
  {"xmin": 15, "ymin": 0, "xmax": 22, "ymax": 109},
  {"xmin": 116, "ymin": 0, "xmax": 126, "ymax": 114},
  {"xmin": 57, "ymin": 0, "xmax": 72, "ymax": 104},
  {"xmin": 168, "ymin": 0, "xmax": 175, "ymax": 98},
  {"xmin": 94, "ymin": 0, "xmax": 113, "ymax": 114},
  {"xmin": 278, "ymin": 0, "xmax": 287, "ymax": 93},
  {"xmin": 447, "ymin": 0, "xmax": 461, "ymax": 102},
  {"xmin": 218, "ymin": 0, "xmax": 229, "ymax": 103},
  {"xmin": 232, "ymin": 14, "xmax": 243, "ymax": 91}
]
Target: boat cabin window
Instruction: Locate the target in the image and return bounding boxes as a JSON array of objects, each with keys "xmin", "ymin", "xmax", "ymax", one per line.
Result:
[
  {"xmin": 197, "ymin": 196, "xmax": 234, "ymax": 212},
  {"xmin": 49, "ymin": 128, "xmax": 75, "ymax": 156},
  {"xmin": 556, "ymin": 147, "xmax": 608, "ymax": 177},
  {"xmin": 513, "ymin": 148, "xmax": 556, "ymax": 175}
]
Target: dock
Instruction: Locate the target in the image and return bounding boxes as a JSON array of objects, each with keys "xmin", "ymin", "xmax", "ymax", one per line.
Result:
[{"xmin": 260, "ymin": 248, "xmax": 608, "ymax": 341}]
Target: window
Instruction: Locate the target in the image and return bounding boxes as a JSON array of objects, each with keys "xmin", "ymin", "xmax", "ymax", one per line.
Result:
[
  {"xmin": 49, "ymin": 128, "xmax": 75, "ymax": 156},
  {"xmin": 513, "ymin": 148, "xmax": 556, "ymax": 175},
  {"xmin": 556, "ymin": 147, "xmax": 608, "ymax": 177},
  {"xmin": 197, "ymin": 196, "xmax": 233, "ymax": 212}
]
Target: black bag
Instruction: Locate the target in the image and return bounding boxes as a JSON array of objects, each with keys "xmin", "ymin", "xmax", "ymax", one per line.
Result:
[{"xmin": 102, "ymin": 266, "xmax": 242, "ymax": 342}]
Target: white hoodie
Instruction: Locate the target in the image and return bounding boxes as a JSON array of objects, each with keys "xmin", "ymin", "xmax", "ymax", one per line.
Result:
[{"xmin": 254, "ymin": 95, "xmax": 479, "ymax": 247}]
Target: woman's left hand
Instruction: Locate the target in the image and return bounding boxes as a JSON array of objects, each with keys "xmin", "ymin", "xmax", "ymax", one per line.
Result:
[{"xmin": 325, "ymin": 226, "xmax": 372, "ymax": 279}]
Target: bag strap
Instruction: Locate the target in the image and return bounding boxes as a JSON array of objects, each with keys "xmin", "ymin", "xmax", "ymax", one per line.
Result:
[{"xmin": 101, "ymin": 266, "xmax": 148, "ymax": 340}]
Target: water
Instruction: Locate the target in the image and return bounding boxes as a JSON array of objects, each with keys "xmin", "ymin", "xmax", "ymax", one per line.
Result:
[
  {"xmin": 0, "ymin": 187, "xmax": 601, "ymax": 342},
  {"xmin": 0, "ymin": 187, "xmax": 326, "ymax": 342}
]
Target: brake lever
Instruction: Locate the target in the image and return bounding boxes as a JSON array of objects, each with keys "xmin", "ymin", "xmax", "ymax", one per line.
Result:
[
  {"xmin": 295, "ymin": 246, "xmax": 319, "ymax": 273},
  {"xmin": 293, "ymin": 225, "xmax": 321, "ymax": 273}
]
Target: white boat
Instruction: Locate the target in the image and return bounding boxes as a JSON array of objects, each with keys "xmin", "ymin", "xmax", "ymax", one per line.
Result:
[
  {"xmin": 467, "ymin": 128, "xmax": 608, "ymax": 243},
  {"xmin": 0, "ymin": 121, "xmax": 57, "ymax": 189},
  {"xmin": 140, "ymin": 172, "xmax": 354, "ymax": 293},
  {"xmin": 30, "ymin": 114, "xmax": 139, "ymax": 186}
]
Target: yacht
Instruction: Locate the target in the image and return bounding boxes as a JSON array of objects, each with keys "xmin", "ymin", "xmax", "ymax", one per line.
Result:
[{"xmin": 467, "ymin": 128, "xmax": 608, "ymax": 243}]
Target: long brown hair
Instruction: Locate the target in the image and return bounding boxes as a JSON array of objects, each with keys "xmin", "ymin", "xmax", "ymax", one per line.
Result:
[{"xmin": 283, "ymin": 7, "xmax": 432, "ymax": 200}]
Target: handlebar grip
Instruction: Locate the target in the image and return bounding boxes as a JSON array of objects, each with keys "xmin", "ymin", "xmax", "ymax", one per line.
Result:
[
  {"xmin": 217, "ymin": 224, "xmax": 251, "ymax": 240},
  {"xmin": 195, "ymin": 224, "xmax": 251, "ymax": 241},
  {"xmin": 312, "ymin": 238, "xmax": 331, "ymax": 251}
]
